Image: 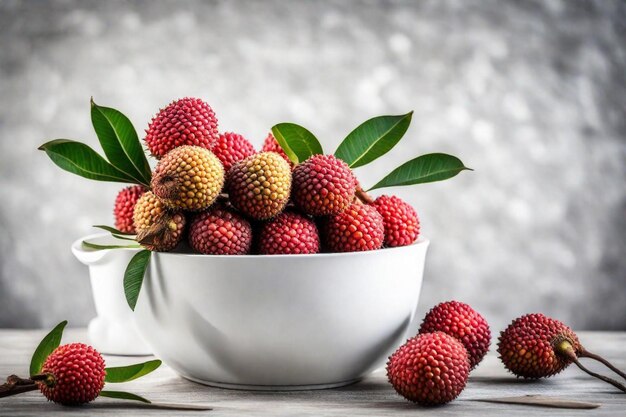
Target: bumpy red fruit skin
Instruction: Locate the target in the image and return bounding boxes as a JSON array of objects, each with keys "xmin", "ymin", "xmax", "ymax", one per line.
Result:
[
  {"xmin": 322, "ymin": 203, "xmax": 384, "ymax": 252},
  {"xmin": 292, "ymin": 154, "xmax": 357, "ymax": 216},
  {"xmin": 145, "ymin": 97, "xmax": 219, "ymax": 158},
  {"xmin": 497, "ymin": 313, "xmax": 582, "ymax": 378},
  {"xmin": 262, "ymin": 133, "xmax": 293, "ymax": 167},
  {"xmin": 189, "ymin": 208, "xmax": 252, "ymax": 255},
  {"xmin": 227, "ymin": 152, "xmax": 292, "ymax": 220},
  {"xmin": 38, "ymin": 343, "xmax": 106, "ymax": 405},
  {"xmin": 372, "ymin": 195, "xmax": 420, "ymax": 247},
  {"xmin": 387, "ymin": 332, "xmax": 470, "ymax": 406},
  {"xmin": 258, "ymin": 212, "xmax": 320, "ymax": 255},
  {"xmin": 113, "ymin": 185, "xmax": 145, "ymax": 234},
  {"xmin": 211, "ymin": 132, "xmax": 256, "ymax": 172},
  {"xmin": 419, "ymin": 301, "xmax": 491, "ymax": 369}
]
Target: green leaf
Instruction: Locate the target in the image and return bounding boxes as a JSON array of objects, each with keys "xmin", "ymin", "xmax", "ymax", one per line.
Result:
[
  {"xmin": 368, "ymin": 153, "xmax": 471, "ymax": 190},
  {"xmin": 93, "ymin": 225, "xmax": 135, "ymax": 236},
  {"xmin": 335, "ymin": 112, "xmax": 413, "ymax": 168},
  {"xmin": 39, "ymin": 139, "xmax": 136, "ymax": 183},
  {"xmin": 82, "ymin": 241, "xmax": 142, "ymax": 250},
  {"xmin": 105, "ymin": 360, "xmax": 162, "ymax": 383},
  {"xmin": 91, "ymin": 225, "xmax": 136, "ymax": 241},
  {"xmin": 91, "ymin": 99, "xmax": 152, "ymax": 186},
  {"xmin": 111, "ymin": 235, "xmax": 138, "ymax": 242},
  {"xmin": 99, "ymin": 390, "xmax": 151, "ymax": 404},
  {"xmin": 99, "ymin": 391, "xmax": 213, "ymax": 410},
  {"xmin": 271, "ymin": 123, "xmax": 324, "ymax": 164},
  {"xmin": 124, "ymin": 250, "xmax": 151, "ymax": 311},
  {"xmin": 30, "ymin": 321, "xmax": 67, "ymax": 376}
]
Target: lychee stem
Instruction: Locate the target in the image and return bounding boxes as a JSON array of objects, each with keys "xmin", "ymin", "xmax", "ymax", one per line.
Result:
[
  {"xmin": 355, "ymin": 187, "xmax": 374, "ymax": 204},
  {"xmin": 30, "ymin": 373, "xmax": 55, "ymax": 386},
  {"xmin": 571, "ymin": 358, "xmax": 626, "ymax": 393},
  {"xmin": 555, "ymin": 340, "xmax": 626, "ymax": 393},
  {"xmin": 0, "ymin": 375, "xmax": 38, "ymax": 399},
  {"xmin": 579, "ymin": 348, "xmax": 626, "ymax": 381},
  {"xmin": 136, "ymin": 213, "xmax": 175, "ymax": 247}
]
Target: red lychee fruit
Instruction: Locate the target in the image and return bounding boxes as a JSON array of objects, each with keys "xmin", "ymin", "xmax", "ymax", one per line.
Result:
[
  {"xmin": 497, "ymin": 313, "xmax": 626, "ymax": 392},
  {"xmin": 292, "ymin": 154, "xmax": 357, "ymax": 216},
  {"xmin": 227, "ymin": 152, "xmax": 292, "ymax": 220},
  {"xmin": 387, "ymin": 332, "xmax": 470, "ymax": 406},
  {"xmin": 371, "ymin": 195, "xmax": 420, "ymax": 247},
  {"xmin": 419, "ymin": 301, "xmax": 491, "ymax": 369},
  {"xmin": 145, "ymin": 97, "xmax": 219, "ymax": 158},
  {"xmin": 498, "ymin": 313, "xmax": 582, "ymax": 379},
  {"xmin": 262, "ymin": 132, "xmax": 292, "ymax": 167},
  {"xmin": 322, "ymin": 203, "xmax": 384, "ymax": 252},
  {"xmin": 36, "ymin": 343, "xmax": 106, "ymax": 405},
  {"xmin": 113, "ymin": 185, "xmax": 145, "ymax": 234},
  {"xmin": 189, "ymin": 208, "xmax": 252, "ymax": 255},
  {"xmin": 211, "ymin": 132, "xmax": 256, "ymax": 172},
  {"xmin": 258, "ymin": 212, "xmax": 320, "ymax": 255}
]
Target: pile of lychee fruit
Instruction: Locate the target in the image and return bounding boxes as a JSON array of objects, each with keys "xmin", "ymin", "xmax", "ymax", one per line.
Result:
[
  {"xmin": 386, "ymin": 301, "xmax": 626, "ymax": 407},
  {"xmin": 113, "ymin": 97, "xmax": 419, "ymax": 254}
]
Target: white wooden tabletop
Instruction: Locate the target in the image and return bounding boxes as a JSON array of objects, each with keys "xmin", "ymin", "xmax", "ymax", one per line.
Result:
[{"xmin": 0, "ymin": 329, "xmax": 624, "ymax": 416}]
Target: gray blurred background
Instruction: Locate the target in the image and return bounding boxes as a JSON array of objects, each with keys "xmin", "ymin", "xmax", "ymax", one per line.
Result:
[{"xmin": 1, "ymin": 0, "xmax": 625, "ymax": 331}]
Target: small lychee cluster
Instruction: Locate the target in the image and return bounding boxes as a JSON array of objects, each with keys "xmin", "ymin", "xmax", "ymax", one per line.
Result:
[
  {"xmin": 387, "ymin": 300, "xmax": 490, "ymax": 406},
  {"xmin": 387, "ymin": 304, "xmax": 626, "ymax": 407},
  {"xmin": 111, "ymin": 98, "xmax": 422, "ymax": 255},
  {"xmin": 419, "ymin": 300, "xmax": 491, "ymax": 369}
]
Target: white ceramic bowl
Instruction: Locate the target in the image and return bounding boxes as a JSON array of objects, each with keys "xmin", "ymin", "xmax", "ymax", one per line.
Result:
[
  {"xmin": 133, "ymin": 238, "xmax": 429, "ymax": 390},
  {"xmin": 72, "ymin": 234, "xmax": 152, "ymax": 356}
]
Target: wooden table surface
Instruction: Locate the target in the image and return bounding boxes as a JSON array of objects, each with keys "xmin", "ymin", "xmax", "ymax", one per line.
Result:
[{"xmin": 0, "ymin": 329, "xmax": 624, "ymax": 416}]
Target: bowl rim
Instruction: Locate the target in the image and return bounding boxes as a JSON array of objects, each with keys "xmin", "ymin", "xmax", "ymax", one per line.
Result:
[{"xmin": 74, "ymin": 233, "xmax": 429, "ymax": 260}]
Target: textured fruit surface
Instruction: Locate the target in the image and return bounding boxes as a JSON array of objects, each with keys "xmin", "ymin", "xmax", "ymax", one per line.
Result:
[
  {"xmin": 211, "ymin": 132, "xmax": 256, "ymax": 172},
  {"xmin": 133, "ymin": 191, "xmax": 186, "ymax": 251},
  {"xmin": 372, "ymin": 195, "xmax": 420, "ymax": 247},
  {"xmin": 292, "ymin": 154, "xmax": 357, "ymax": 216},
  {"xmin": 258, "ymin": 212, "xmax": 320, "ymax": 255},
  {"xmin": 322, "ymin": 203, "xmax": 384, "ymax": 252},
  {"xmin": 387, "ymin": 332, "xmax": 470, "ymax": 406},
  {"xmin": 419, "ymin": 301, "xmax": 491, "ymax": 369},
  {"xmin": 228, "ymin": 152, "xmax": 292, "ymax": 220},
  {"xmin": 145, "ymin": 97, "xmax": 219, "ymax": 158},
  {"xmin": 38, "ymin": 343, "xmax": 106, "ymax": 405},
  {"xmin": 113, "ymin": 185, "xmax": 145, "ymax": 234},
  {"xmin": 262, "ymin": 132, "xmax": 292, "ymax": 167},
  {"xmin": 498, "ymin": 313, "xmax": 582, "ymax": 378},
  {"xmin": 189, "ymin": 208, "xmax": 252, "ymax": 255},
  {"xmin": 151, "ymin": 145, "xmax": 224, "ymax": 211}
]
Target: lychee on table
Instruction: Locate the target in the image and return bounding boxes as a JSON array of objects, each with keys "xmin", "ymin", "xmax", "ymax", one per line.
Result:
[{"xmin": 1, "ymin": 327, "xmax": 624, "ymax": 416}]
